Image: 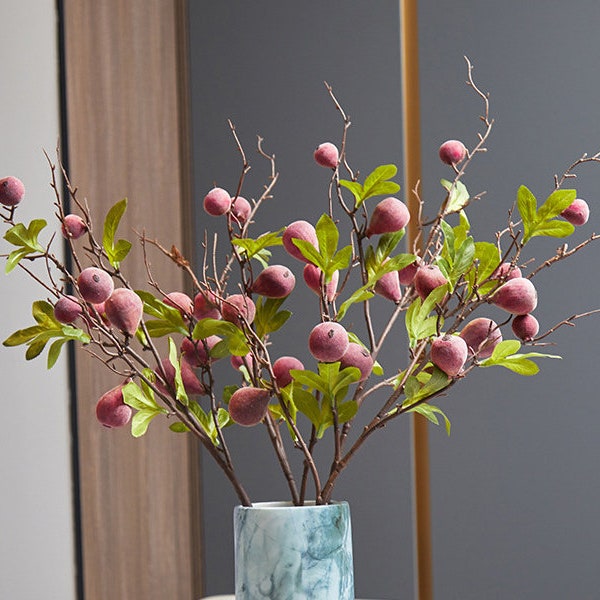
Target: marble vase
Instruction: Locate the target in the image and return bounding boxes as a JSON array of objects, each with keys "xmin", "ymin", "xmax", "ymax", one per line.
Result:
[{"xmin": 233, "ymin": 500, "xmax": 354, "ymax": 600}]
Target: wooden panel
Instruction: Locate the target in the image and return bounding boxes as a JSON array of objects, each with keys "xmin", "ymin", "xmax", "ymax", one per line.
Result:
[{"xmin": 62, "ymin": 1, "xmax": 202, "ymax": 598}]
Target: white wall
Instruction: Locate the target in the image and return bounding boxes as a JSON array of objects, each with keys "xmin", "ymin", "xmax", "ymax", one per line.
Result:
[{"xmin": 0, "ymin": 2, "xmax": 76, "ymax": 599}]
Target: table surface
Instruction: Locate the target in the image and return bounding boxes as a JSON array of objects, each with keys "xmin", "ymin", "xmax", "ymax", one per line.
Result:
[{"xmin": 201, "ymin": 596, "xmax": 384, "ymax": 600}]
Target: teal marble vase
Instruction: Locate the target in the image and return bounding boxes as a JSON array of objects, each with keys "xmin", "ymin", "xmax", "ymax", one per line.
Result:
[{"xmin": 233, "ymin": 501, "xmax": 354, "ymax": 600}]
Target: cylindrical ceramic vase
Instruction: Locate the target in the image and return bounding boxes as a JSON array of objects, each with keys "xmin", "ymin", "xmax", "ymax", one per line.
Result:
[{"xmin": 233, "ymin": 501, "xmax": 354, "ymax": 600}]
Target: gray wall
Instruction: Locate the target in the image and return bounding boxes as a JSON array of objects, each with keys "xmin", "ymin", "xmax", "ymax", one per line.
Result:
[
  {"xmin": 189, "ymin": 2, "xmax": 600, "ymax": 599},
  {"xmin": 0, "ymin": 2, "xmax": 76, "ymax": 599},
  {"xmin": 419, "ymin": 2, "xmax": 600, "ymax": 599}
]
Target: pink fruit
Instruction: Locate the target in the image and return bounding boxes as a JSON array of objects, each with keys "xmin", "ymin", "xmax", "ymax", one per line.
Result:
[
  {"xmin": 203, "ymin": 187, "xmax": 231, "ymax": 216},
  {"xmin": 231, "ymin": 195, "xmax": 252, "ymax": 224},
  {"xmin": 398, "ymin": 261, "xmax": 419, "ymax": 286},
  {"xmin": 512, "ymin": 314, "xmax": 539, "ymax": 342},
  {"xmin": 414, "ymin": 265, "xmax": 447, "ymax": 299},
  {"xmin": 374, "ymin": 270, "xmax": 402, "ymax": 302},
  {"xmin": 181, "ymin": 335, "xmax": 220, "ymax": 367},
  {"xmin": 492, "ymin": 262, "xmax": 522, "ymax": 280},
  {"xmin": 313, "ymin": 142, "xmax": 339, "ymax": 169},
  {"xmin": 340, "ymin": 343, "xmax": 373, "ymax": 382},
  {"xmin": 561, "ymin": 198, "xmax": 589, "ymax": 226},
  {"xmin": 430, "ymin": 335, "xmax": 468, "ymax": 377},
  {"xmin": 230, "ymin": 352, "xmax": 255, "ymax": 372},
  {"xmin": 439, "ymin": 140, "xmax": 467, "ymax": 165},
  {"xmin": 491, "ymin": 277, "xmax": 538, "ymax": 315},
  {"xmin": 193, "ymin": 290, "xmax": 221, "ymax": 320},
  {"xmin": 0, "ymin": 176, "xmax": 25, "ymax": 207},
  {"xmin": 366, "ymin": 197, "xmax": 410, "ymax": 237},
  {"xmin": 157, "ymin": 357, "xmax": 205, "ymax": 396},
  {"xmin": 221, "ymin": 294, "xmax": 256, "ymax": 325},
  {"xmin": 303, "ymin": 264, "xmax": 338, "ymax": 302},
  {"xmin": 61, "ymin": 214, "xmax": 87, "ymax": 239},
  {"xmin": 282, "ymin": 220, "xmax": 319, "ymax": 263},
  {"xmin": 104, "ymin": 288, "xmax": 143, "ymax": 335},
  {"xmin": 252, "ymin": 265, "xmax": 296, "ymax": 298},
  {"xmin": 96, "ymin": 384, "xmax": 132, "ymax": 428},
  {"xmin": 163, "ymin": 291, "xmax": 193, "ymax": 318},
  {"xmin": 77, "ymin": 267, "xmax": 114, "ymax": 304},
  {"xmin": 54, "ymin": 295, "xmax": 83, "ymax": 324},
  {"xmin": 272, "ymin": 356, "xmax": 305, "ymax": 388},
  {"xmin": 459, "ymin": 317, "xmax": 502, "ymax": 359},
  {"xmin": 228, "ymin": 386, "xmax": 271, "ymax": 426},
  {"xmin": 308, "ymin": 322, "xmax": 349, "ymax": 363}
]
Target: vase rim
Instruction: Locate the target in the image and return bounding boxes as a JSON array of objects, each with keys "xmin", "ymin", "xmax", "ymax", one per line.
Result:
[{"xmin": 235, "ymin": 500, "xmax": 348, "ymax": 510}]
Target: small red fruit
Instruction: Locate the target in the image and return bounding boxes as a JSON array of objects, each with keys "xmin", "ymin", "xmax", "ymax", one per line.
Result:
[
  {"xmin": 314, "ymin": 142, "xmax": 339, "ymax": 169},
  {"xmin": 492, "ymin": 262, "xmax": 522, "ymax": 280},
  {"xmin": 366, "ymin": 197, "xmax": 410, "ymax": 237},
  {"xmin": 273, "ymin": 356, "xmax": 305, "ymax": 388},
  {"xmin": 414, "ymin": 265, "xmax": 447, "ymax": 300},
  {"xmin": 398, "ymin": 261, "xmax": 419, "ymax": 286},
  {"xmin": 340, "ymin": 343, "xmax": 373, "ymax": 382},
  {"xmin": 229, "ymin": 387, "xmax": 271, "ymax": 427},
  {"xmin": 96, "ymin": 384, "xmax": 132, "ymax": 428},
  {"xmin": 282, "ymin": 220, "xmax": 319, "ymax": 263},
  {"xmin": 61, "ymin": 214, "xmax": 87, "ymax": 239},
  {"xmin": 193, "ymin": 290, "xmax": 221, "ymax": 320},
  {"xmin": 374, "ymin": 270, "xmax": 402, "ymax": 302},
  {"xmin": 252, "ymin": 265, "xmax": 296, "ymax": 298},
  {"xmin": 163, "ymin": 291, "xmax": 194, "ymax": 318},
  {"xmin": 231, "ymin": 196, "xmax": 252, "ymax": 224},
  {"xmin": 491, "ymin": 277, "xmax": 538, "ymax": 315},
  {"xmin": 430, "ymin": 335, "xmax": 468, "ymax": 377},
  {"xmin": 303, "ymin": 264, "xmax": 338, "ymax": 302},
  {"xmin": 181, "ymin": 335, "xmax": 221, "ymax": 367},
  {"xmin": 77, "ymin": 267, "xmax": 114, "ymax": 304},
  {"xmin": 203, "ymin": 187, "xmax": 232, "ymax": 216},
  {"xmin": 512, "ymin": 314, "xmax": 539, "ymax": 342},
  {"xmin": 308, "ymin": 322, "xmax": 349, "ymax": 363},
  {"xmin": 459, "ymin": 317, "xmax": 502, "ymax": 359},
  {"xmin": 54, "ymin": 295, "xmax": 83, "ymax": 324},
  {"xmin": 439, "ymin": 140, "xmax": 467, "ymax": 165},
  {"xmin": 0, "ymin": 176, "xmax": 25, "ymax": 207},
  {"xmin": 104, "ymin": 288, "xmax": 143, "ymax": 336},
  {"xmin": 221, "ymin": 294, "xmax": 256, "ymax": 325},
  {"xmin": 561, "ymin": 198, "xmax": 589, "ymax": 226}
]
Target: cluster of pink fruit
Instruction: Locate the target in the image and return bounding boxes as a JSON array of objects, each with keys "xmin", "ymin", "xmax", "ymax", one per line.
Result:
[{"xmin": 1, "ymin": 100, "xmax": 595, "ymax": 506}]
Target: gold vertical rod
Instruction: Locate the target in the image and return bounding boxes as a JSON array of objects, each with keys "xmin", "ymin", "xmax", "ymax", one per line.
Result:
[{"xmin": 400, "ymin": 1, "xmax": 434, "ymax": 599}]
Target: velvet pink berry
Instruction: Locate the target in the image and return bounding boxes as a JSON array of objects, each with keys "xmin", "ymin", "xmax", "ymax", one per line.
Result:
[{"xmin": 313, "ymin": 142, "xmax": 339, "ymax": 168}]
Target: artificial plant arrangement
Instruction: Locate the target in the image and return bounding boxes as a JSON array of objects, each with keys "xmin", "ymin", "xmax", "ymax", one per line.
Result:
[{"xmin": 2, "ymin": 62, "xmax": 598, "ymax": 508}]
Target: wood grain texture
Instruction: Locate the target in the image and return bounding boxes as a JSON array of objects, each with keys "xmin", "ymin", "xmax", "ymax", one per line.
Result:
[{"xmin": 62, "ymin": 1, "xmax": 203, "ymax": 598}]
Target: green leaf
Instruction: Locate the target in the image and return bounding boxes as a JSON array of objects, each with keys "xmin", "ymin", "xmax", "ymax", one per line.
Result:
[
  {"xmin": 339, "ymin": 179, "xmax": 363, "ymax": 205},
  {"xmin": 5, "ymin": 248, "xmax": 31, "ymax": 273},
  {"xmin": 169, "ymin": 422, "xmax": 190, "ymax": 433},
  {"xmin": 131, "ymin": 409, "xmax": 162, "ymax": 437},
  {"xmin": 231, "ymin": 229, "xmax": 284, "ymax": 262},
  {"xmin": 441, "ymin": 179, "xmax": 470, "ymax": 214},
  {"xmin": 410, "ymin": 403, "xmax": 451, "ymax": 435},
  {"xmin": 47, "ymin": 339, "xmax": 67, "ymax": 369},
  {"xmin": 168, "ymin": 337, "xmax": 188, "ymax": 405},
  {"xmin": 517, "ymin": 185, "xmax": 537, "ymax": 241},
  {"xmin": 290, "ymin": 369, "xmax": 327, "ymax": 394},
  {"xmin": 537, "ymin": 189, "xmax": 576, "ymax": 221},
  {"xmin": 337, "ymin": 285, "xmax": 374, "ymax": 321},
  {"xmin": 255, "ymin": 297, "xmax": 292, "ymax": 338},
  {"xmin": 402, "ymin": 367, "xmax": 450, "ymax": 406},
  {"xmin": 293, "ymin": 387, "xmax": 321, "ymax": 428},
  {"xmin": 3, "ymin": 325, "xmax": 44, "ymax": 346},
  {"xmin": 25, "ymin": 338, "xmax": 46, "ymax": 360},
  {"xmin": 193, "ymin": 318, "xmax": 249, "ymax": 356},
  {"xmin": 337, "ymin": 400, "xmax": 358, "ymax": 424},
  {"xmin": 362, "ymin": 164, "xmax": 399, "ymax": 203},
  {"xmin": 473, "ymin": 242, "xmax": 501, "ymax": 285},
  {"xmin": 530, "ymin": 220, "xmax": 575, "ymax": 239},
  {"xmin": 315, "ymin": 214, "xmax": 339, "ymax": 261},
  {"xmin": 292, "ymin": 238, "xmax": 325, "ymax": 269},
  {"xmin": 376, "ymin": 230, "xmax": 405, "ymax": 262},
  {"xmin": 3, "ymin": 219, "xmax": 46, "ymax": 251},
  {"xmin": 102, "ymin": 198, "xmax": 131, "ymax": 268},
  {"xmin": 487, "ymin": 339, "xmax": 522, "ymax": 362}
]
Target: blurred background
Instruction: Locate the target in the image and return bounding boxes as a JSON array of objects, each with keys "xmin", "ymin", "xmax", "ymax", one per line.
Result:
[{"xmin": 3, "ymin": 1, "xmax": 600, "ymax": 599}]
